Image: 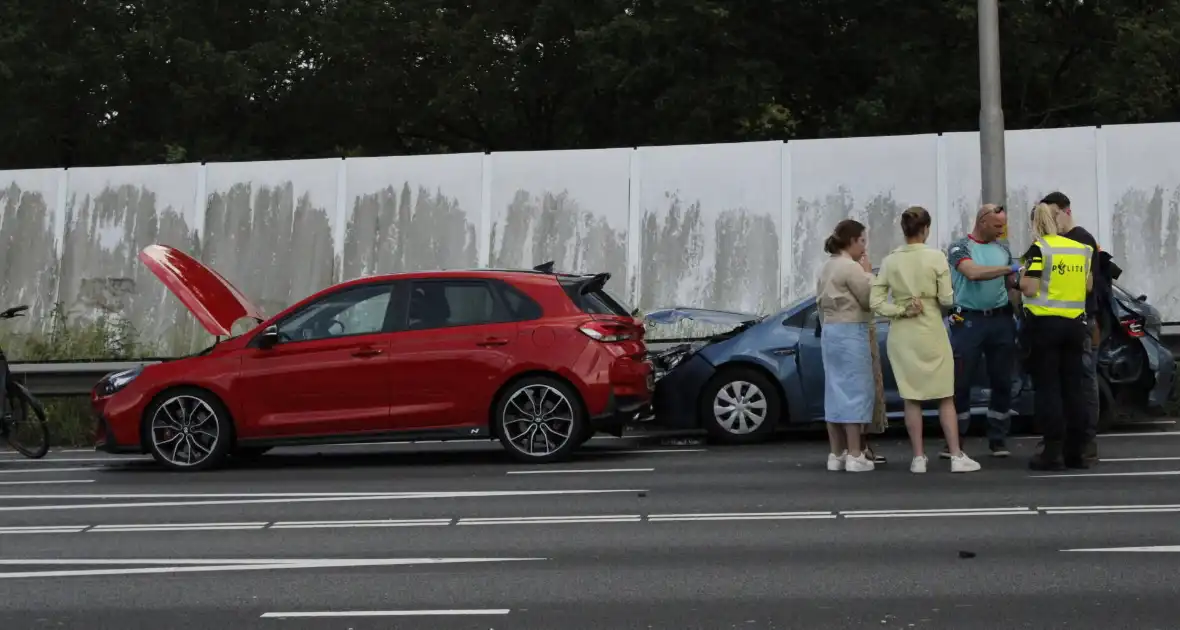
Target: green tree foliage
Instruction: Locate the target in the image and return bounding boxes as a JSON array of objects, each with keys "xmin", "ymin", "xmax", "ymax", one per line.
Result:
[{"xmin": 4, "ymin": 0, "xmax": 1180, "ymax": 170}]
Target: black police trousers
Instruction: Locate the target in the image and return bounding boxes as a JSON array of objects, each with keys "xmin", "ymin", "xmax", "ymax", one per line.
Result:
[{"xmin": 1026, "ymin": 313, "xmax": 1089, "ymax": 461}]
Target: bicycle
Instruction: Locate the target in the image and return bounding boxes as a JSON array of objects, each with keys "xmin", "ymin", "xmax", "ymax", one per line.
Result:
[{"xmin": 0, "ymin": 305, "xmax": 50, "ymax": 459}]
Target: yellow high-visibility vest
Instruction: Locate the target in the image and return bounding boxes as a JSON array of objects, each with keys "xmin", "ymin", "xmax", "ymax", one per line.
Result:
[{"xmin": 1023, "ymin": 234, "xmax": 1093, "ymax": 319}]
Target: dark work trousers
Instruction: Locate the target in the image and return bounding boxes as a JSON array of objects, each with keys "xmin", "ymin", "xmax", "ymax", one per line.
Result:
[
  {"xmin": 1080, "ymin": 319, "xmax": 1101, "ymax": 444},
  {"xmin": 951, "ymin": 308, "xmax": 1016, "ymax": 441},
  {"xmin": 1026, "ymin": 314, "xmax": 1089, "ymax": 461}
]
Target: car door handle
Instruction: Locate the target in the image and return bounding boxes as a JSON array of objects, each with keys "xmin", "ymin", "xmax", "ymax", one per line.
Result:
[
  {"xmin": 477, "ymin": 337, "xmax": 510, "ymax": 347},
  {"xmin": 352, "ymin": 347, "xmax": 384, "ymax": 358}
]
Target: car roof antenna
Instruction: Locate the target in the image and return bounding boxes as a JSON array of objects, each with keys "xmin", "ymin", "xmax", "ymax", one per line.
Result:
[{"xmin": 533, "ymin": 261, "xmax": 556, "ymax": 274}]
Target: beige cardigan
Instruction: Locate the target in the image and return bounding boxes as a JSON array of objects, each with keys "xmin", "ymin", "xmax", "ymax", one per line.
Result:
[{"xmin": 816, "ymin": 255, "xmax": 873, "ymax": 324}]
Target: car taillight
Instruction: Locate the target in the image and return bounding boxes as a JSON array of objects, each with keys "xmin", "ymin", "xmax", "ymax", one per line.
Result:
[
  {"xmin": 578, "ymin": 320, "xmax": 635, "ymax": 342},
  {"xmin": 1120, "ymin": 315, "xmax": 1145, "ymax": 337}
]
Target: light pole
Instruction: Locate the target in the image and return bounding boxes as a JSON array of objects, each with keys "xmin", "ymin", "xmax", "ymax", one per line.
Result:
[{"xmin": 978, "ymin": 0, "xmax": 1007, "ymax": 234}]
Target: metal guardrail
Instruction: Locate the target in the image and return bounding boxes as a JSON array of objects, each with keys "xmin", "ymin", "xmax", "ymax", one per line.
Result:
[{"xmin": 9, "ymin": 360, "xmax": 162, "ymax": 397}]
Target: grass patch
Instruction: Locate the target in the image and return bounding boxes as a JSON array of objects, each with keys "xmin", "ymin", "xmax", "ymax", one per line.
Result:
[{"xmin": 4, "ymin": 304, "xmax": 154, "ymax": 448}]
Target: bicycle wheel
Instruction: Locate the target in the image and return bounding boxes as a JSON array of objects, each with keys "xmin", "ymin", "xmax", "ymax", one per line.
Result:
[{"xmin": 4, "ymin": 383, "xmax": 49, "ymax": 459}]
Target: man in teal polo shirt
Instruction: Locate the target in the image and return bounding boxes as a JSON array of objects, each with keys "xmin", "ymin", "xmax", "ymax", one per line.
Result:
[{"xmin": 944, "ymin": 204, "xmax": 1023, "ymax": 459}]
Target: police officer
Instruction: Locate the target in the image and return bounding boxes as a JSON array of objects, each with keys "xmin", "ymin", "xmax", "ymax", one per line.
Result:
[
  {"xmin": 1040, "ymin": 192, "xmax": 1104, "ymax": 465},
  {"xmin": 1016, "ymin": 203, "xmax": 1095, "ymax": 471}
]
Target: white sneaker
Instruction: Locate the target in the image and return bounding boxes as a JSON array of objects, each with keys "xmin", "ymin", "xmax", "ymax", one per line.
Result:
[
  {"xmin": 827, "ymin": 450, "xmax": 847, "ymax": 471},
  {"xmin": 845, "ymin": 453, "xmax": 875, "ymax": 472},
  {"xmin": 950, "ymin": 452, "xmax": 982, "ymax": 473},
  {"xmin": 910, "ymin": 455, "xmax": 928, "ymax": 473}
]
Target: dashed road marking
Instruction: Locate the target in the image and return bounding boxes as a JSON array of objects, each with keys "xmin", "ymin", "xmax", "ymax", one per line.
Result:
[
  {"xmin": 506, "ymin": 468, "xmax": 654, "ymax": 475},
  {"xmin": 1099, "ymin": 457, "xmax": 1180, "ymax": 462},
  {"xmin": 5, "ymin": 503, "xmax": 1180, "ymax": 535},
  {"xmin": 0, "ymin": 488, "xmax": 647, "ymax": 513},
  {"xmin": 648, "ymin": 512, "xmax": 834, "ymax": 522},
  {"xmin": 261, "ymin": 609, "xmax": 513, "ymax": 618},
  {"xmin": 1032, "ymin": 470, "xmax": 1180, "ymax": 478},
  {"xmin": 458, "ymin": 515, "xmax": 642, "ymax": 525},
  {"xmin": 0, "ymin": 457, "xmax": 147, "ymax": 464},
  {"xmin": 272, "ymin": 518, "xmax": 452, "ymax": 529},
  {"xmin": 0, "ymin": 557, "xmax": 544, "ymax": 580},
  {"xmin": 0, "ymin": 467, "xmax": 99, "ymax": 475},
  {"xmin": 0, "ymin": 480, "xmax": 95, "ymax": 486},
  {"xmin": 90, "ymin": 522, "xmax": 270, "ymax": 533}
]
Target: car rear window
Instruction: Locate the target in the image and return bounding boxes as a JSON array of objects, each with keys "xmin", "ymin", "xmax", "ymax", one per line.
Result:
[
  {"xmin": 495, "ymin": 281, "xmax": 543, "ymax": 321},
  {"xmin": 559, "ymin": 278, "xmax": 633, "ymax": 316}
]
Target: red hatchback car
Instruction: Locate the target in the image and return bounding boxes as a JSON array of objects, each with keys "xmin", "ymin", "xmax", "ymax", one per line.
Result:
[{"xmin": 92, "ymin": 245, "xmax": 653, "ymax": 471}]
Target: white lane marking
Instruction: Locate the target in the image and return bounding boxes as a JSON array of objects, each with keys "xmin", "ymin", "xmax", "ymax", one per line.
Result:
[
  {"xmin": 0, "ymin": 467, "xmax": 98, "ymax": 475},
  {"xmin": 11, "ymin": 502, "xmax": 1180, "ymax": 536},
  {"xmin": 292, "ymin": 439, "xmax": 493, "ymax": 447},
  {"xmin": 459, "ymin": 515, "xmax": 641, "ymax": 525},
  {"xmin": 261, "ymin": 610, "xmax": 511, "ymax": 618},
  {"xmin": 0, "ymin": 490, "xmax": 638, "ymax": 500},
  {"xmin": 1063, "ymin": 545, "xmax": 1180, "ymax": 552},
  {"xmin": 1045, "ymin": 507, "xmax": 1180, "ymax": 515},
  {"xmin": 1032, "ymin": 470, "xmax": 1180, "ymax": 478},
  {"xmin": 1038, "ymin": 504, "xmax": 1180, "ymax": 514},
  {"xmin": 0, "ymin": 526, "xmax": 88, "ymax": 534},
  {"xmin": 586, "ymin": 449, "xmax": 706, "ymax": 455},
  {"xmin": 844, "ymin": 509, "xmax": 1028, "ymax": 519},
  {"xmin": 90, "ymin": 522, "xmax": 269, "ymax": 533},
  {"xmin": 0, "ymin": 457, "xmax": 146, "ymax": 464},
  {"xmin": 0, "ymin": 557, "xmax": 545, "ymax": 580},
  {"xmin": 1123, "ymin": 420, "xmax": 1178, "ymax": 426},
  {"xmin": 0, "ymin": 489, "xmax": 646, "ymax": 513},
  {"xmin": 1018, "ymin": 430, "xmax": 1180, "ymax": 440},
  {"xmin": 0, "ymin": 480, "xmax": 95, "ymax": 486},
  {"xmin": 845, "ymin": 510, "xmax": 1034, "ymax": 519},
  {"xmin": 1099, "ymin": 457, "xmax": 1180, "ymax": 462},
  {"xmin": 0, "ymin": 559, "xmax": 322, "ymax": 565},
  {"xmin": 649, "ymin": 512, "xmax": 835, "ymax": 521},
  {"xmin": 1013, "ymin": 431, "xmax": 1180, "ymax": 440},
  {"xmin": 506, "ymin": 468, "xmax": 654, "ymax": 475},
  {"xmin": 272, "ymin": 519, "xmax": 452, "ymax": 529}
]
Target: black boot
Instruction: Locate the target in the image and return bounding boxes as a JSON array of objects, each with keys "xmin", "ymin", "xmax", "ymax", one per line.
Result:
[
  {"xmin": 1065, "ymin": 440, "xmax": 1093, "ymax": 469},
  {"xmin": 1082, "ymin": 441, "xmax": 1099, "ymax": 466},
  {"xmin": 1029, "ymin": 440, "xmax": 1066, "ymax": 471}
]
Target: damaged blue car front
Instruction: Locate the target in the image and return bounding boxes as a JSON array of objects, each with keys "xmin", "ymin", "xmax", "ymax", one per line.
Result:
[{"xmin": 644, "ymin": 289, "xmax": 1174, "ymax": 444}]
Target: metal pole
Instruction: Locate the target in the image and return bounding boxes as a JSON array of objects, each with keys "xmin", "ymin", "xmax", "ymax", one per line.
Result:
[{"xmin": 978, "ymin": 0, "xmax": 1007, "ymax": 225}]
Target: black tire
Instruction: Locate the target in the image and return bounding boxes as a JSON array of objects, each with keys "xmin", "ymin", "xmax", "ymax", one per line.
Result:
[
  {"xmin": 493, "ymin": 375, "xmax": 587, "ymax": 464},
  {"xmin": 573, "ymin": 423, "xmax": 595, "ymax": 447},
  {"xmin": 142, "ymin": 387, "xmax": 234, "ymax": 472},
  {"xmin": 4, "ymin": 382, "xmax": 49, "ymax": 459},
  {"xmin": 699, "ymin": 366, "xmax": 782, "ymax": 445}
]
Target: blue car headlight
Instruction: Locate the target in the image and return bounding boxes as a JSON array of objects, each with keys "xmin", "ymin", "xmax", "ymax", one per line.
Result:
[{"xmin": 97, "ymin": 366, "xmax": 143, "ymax": 397}]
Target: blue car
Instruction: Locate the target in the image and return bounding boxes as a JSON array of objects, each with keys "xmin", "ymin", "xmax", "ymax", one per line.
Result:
[{"xmin": 645, "ymin": 282, "xmax": 1176, "ymax": 444}]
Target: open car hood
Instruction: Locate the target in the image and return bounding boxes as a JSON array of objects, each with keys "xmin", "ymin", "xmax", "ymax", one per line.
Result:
[
  {"xmin": 138, "ymin": 244, "xmax": 265, "ymax": 336},
  {"xmin": 643, "ymin": 307, "xmax": 763, "ymax": 327}
]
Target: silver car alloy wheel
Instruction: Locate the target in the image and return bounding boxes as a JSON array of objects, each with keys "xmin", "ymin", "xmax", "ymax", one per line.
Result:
[
  {"xmin": 712, "ymin": 380, "xmax": 768, "ymax": 434},
  {"xmin": 502, "ymin": 384, "xmax": 574, "ymax": 457},
  {"xmin": 150, "ymin": 395, "xmax": 220, "ymax": 467}
]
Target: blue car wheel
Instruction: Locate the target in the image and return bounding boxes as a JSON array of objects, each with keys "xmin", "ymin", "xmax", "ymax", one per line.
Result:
[{"xmin": 699, "ymin": 366, "xmax": 782, "ymax": 444}]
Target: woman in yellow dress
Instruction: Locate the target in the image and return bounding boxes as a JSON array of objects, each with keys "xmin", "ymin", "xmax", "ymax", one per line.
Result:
[{"xmin": 870, "ymin": 206, "xmax": 982, "ymax": 474}]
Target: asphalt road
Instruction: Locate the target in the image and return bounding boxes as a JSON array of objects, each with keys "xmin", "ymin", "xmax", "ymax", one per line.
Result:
[{"xmin": 2, "ymin": 421, "xmax": 1180, "ymax": 630}]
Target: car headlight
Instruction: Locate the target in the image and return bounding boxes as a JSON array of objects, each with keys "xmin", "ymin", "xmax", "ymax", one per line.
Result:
[{"xmin": 97, "ymin": 366, "xmax": 143, "ymax": 396}]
